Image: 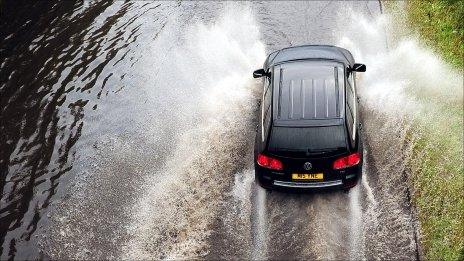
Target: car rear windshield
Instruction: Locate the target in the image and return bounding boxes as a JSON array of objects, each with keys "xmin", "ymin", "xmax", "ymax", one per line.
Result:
[
  {"xmin": 268, "ymin": 125, "xmax": 347, "ymax": 154},
  {"xmin": 273, "ymin": 61, "xmax": 345, "ymax": 127}
]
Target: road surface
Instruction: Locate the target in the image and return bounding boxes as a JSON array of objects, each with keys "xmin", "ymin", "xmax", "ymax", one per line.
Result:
[{"xmin": 0, "ymin": 1, "xmax": 419, "ymax": 259}]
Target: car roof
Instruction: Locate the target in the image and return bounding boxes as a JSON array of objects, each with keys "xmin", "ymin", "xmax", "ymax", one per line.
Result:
[
  {"xmin": 272, "ymin": 60, "xmax": 345, "ymax": 127},
  {"xmin": 265, "ymin": 45, "xmax": 355, "ymax": 68}
]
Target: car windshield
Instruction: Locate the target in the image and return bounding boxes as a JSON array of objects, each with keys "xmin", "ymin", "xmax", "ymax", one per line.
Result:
[{"xmin": 272, "ymin": 61, "xmax": 345, "ymax": 127}]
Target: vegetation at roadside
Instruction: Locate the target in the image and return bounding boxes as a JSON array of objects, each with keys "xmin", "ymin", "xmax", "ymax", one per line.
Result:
[
  {"xmin": 406, "ymin": 0, "xmax": 464, "ymax": 68},
  {"xmin": 407, "ymin": 102, "xmax": 463, "ymax": 261},
  {"xmin": 383, "ymin": 1, "xmax": 464, "ymax": 260},
  {"xmin": 405, "ymin": 1, "xmax": 464, "ymax": 258}
]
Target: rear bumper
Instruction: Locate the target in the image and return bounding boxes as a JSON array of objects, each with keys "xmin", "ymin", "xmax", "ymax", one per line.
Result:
[
  {"xmin": 255, "ymin": 166, "xmax": 361, "ymax": 191},
  {"xmin": 273, "ymin": 179, "xmax": 343, "ymax": 188}
]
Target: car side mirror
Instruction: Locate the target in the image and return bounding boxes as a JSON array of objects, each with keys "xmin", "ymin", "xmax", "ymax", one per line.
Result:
[
  {"xmin": 352, "ymin": 63, "xmax": 366, "ymax": 72},
  {"xmin": 253, "ymin": 69, "xmax": 270, "ymax": 78}
]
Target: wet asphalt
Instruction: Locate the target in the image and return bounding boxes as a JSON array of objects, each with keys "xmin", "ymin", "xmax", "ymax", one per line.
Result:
[{"xmin": 0, "ymin": 1, "xmax": 418, "ymax": 259}]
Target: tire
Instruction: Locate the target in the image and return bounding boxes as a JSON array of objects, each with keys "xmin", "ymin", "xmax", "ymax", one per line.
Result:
[{"xmin": 255, "ymin": 174, "xmax": 273, "ymax": 191}]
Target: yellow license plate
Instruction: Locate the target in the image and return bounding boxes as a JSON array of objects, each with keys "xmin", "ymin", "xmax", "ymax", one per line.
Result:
[{"xmin": 292, "ymin": 173, "xmax": 324, "ymax": 180}]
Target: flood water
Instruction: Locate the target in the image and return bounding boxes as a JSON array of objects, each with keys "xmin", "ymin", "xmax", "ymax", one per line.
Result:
[{"xmin": 1, "ymin": 1, "xmax": 425, "ymax": 259}]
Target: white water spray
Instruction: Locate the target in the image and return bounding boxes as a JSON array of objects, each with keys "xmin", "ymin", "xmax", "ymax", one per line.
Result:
[
  {"xmin": 337, "ymin": 9, "xmax": 462, "ymax": 259},
  {"xmin": 122, "ymin": 5, "xmax": 265, "ymax": 259},
  {"xmin": 252, "ymin": 186, "xmax": 268, "ymax": 260},
  {"xmin": 337, "ymin": 11, "xmax": 462, "ymax": 117}
]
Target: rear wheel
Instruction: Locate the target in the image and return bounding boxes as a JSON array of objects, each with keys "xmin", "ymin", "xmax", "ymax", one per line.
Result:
[
  {"xmin": 343, "ymin": 176, "xmax": 359, "ymax": 191},
  {"xmin": 255, "ymin": 174, "xmax": 273, "ymax": 191}
]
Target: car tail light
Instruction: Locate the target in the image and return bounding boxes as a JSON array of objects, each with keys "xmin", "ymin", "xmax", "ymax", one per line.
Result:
[
  {"xmin": 333, "ymin": 152, "xmax": 360, "ymax": 170},
  {"xmin": 257, "ymin": 153, "xmax": 283, "ymax": 170}
]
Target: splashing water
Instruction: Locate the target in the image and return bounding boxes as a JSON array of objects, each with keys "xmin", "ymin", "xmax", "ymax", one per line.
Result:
[
  {"xmin": 5, "ymin": 1, "xmax": 461, "ymax": 259},
  {"xmin": 122, "ymin": 5, "xmax": 265, "ymax": 259},
  {"xmin": 251, "ymin": 186, "xmax": 268, "ymax": 260},
  {"xmin": 337, "ymin": 11, "xmax": 462, "ymax": 117},
  {"xmin": 337, "ymin": 9, "xmax": 462, "ymax": 260}
]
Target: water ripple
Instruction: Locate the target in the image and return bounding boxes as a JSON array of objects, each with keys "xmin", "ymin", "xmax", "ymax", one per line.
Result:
[{"xmin": 0, "ymin": 1, "xmax": 169, "ymax": 258}]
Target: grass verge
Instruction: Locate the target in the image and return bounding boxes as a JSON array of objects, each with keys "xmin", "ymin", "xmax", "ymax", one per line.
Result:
[
  {"xmin": 406, "ymin": 0, "xmax": 464, "ymax": 68},
  {"xmin": 405, "ymin": 1, "xmax": 463, "ymax": 259},
  {"xmin": 382, "ymin": 1, "xmax": 464, "ymax": 259},
  {"xmin": 407, "ymin": 102, "xmax": 463, "ymax": 260}
]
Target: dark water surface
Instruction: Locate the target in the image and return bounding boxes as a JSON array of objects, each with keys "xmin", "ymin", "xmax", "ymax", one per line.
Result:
[
  {"xmin": 1, "ymin": 1, "xmax": 176, "ymax": 257},
  {"xmin": 1, "ymin": 1, "xmax": 419, "ymax": 259}
]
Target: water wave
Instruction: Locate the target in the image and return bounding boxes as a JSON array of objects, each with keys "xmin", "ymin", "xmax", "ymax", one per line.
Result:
[{"xmin": 122, "ymin": 5, "xmax": 265, "ymax": 259}]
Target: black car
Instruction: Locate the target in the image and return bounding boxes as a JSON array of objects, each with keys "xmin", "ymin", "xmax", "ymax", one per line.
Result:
[{"xmin": 253, "ymin": 45, "xmax": 366, "ymax": 191}]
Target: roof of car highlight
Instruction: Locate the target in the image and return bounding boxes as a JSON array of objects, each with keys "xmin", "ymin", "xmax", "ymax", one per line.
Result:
[
  {"xmin": 272, "ymin": 61, "xmax": 345, "ymax": 127},
  {"xmin": 266, "ymin": 45, "xmax": 355, "ymax": 67}
]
